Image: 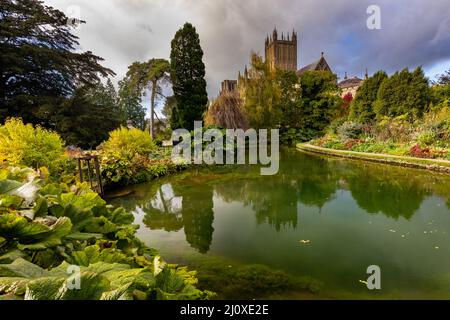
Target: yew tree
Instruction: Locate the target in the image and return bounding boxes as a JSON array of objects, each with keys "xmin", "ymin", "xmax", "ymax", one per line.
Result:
[{"xmin": 0, "ymin": 0, "xmax": 114, "ymax": 124}]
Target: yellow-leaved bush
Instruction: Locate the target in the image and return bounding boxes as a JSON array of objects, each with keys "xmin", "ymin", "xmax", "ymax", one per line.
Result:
[
  {"xmin": 100, "ymin": 126, "xmax": 156, "ymax": 159},
  {"xmin": 0, "ymin": 118, "xmax": 65, "ymax": 169}
]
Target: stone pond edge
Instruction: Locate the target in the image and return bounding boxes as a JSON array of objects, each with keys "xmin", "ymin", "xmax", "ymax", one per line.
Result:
[{"xmin": 296, "ymin": 143, "xmax": 450, "ymax": 175}]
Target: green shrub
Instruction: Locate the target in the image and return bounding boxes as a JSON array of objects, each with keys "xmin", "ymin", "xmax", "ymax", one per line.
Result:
[
  {"xmin": 280, "ymin": 128, "xmax": 317, "ymax": 145},
  {"xmin": 337, "ymin": 121, "xmax": 364, "ymax": 140},
  {"xmin": 323, "ymin": 140, "xmax": 346, "ymax": 150},
  {"xmin": 421, "ymin": 105, "xmax": 450, "ymax": 148},
  {"xmin": 100, "ymin": 127, "xmax": 156, "ymax": 159},
  {"xmin": 0, "ymin": 118, "xmax": 64, "ymax": 169},
  {"xmin": 101, "ymin": 149, "xmax": 185, "ymax": 188},
  {"xmin": 431, "ymin": 84, "xmax": 450, "ymax": 105},
  {"xmin": 416, "ymin": 130, "xmax": 437, "ymax": 146},
  {"xmin": 154, "ymin": 128, "xmax": 173, "ymax": 147},
  {"xmin": 327, "ymin": 117, "xmax": 347, "ymax": 135},
  {"xmin": 374, "ymin": 115, "xmax": 415, "ymax": 143}
]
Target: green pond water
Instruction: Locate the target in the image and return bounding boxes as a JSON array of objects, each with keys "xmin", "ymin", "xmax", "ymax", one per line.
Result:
[{"xmin": 109, "ymin": 148, "xmax": 450, "ymax": 299}]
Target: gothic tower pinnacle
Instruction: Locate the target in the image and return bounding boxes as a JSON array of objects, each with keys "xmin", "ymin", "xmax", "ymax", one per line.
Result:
[{"xmin": 265, "ymin": 27, "xmax": 297, "ymax": 71}]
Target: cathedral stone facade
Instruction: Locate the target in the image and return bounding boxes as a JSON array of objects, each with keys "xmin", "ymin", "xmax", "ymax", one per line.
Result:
[
  {"xmin": 220, "ymin": 27, "xmax": 334, "ymax": 96},
  {"xmin": 265, "ymin": 28, "xmax": 297, "ymax": 71}
]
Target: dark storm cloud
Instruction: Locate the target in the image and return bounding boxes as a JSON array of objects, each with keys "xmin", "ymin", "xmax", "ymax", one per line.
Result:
[{"xmin": 45, "ymin": 0, "xmax": 450, "ymax": 105}]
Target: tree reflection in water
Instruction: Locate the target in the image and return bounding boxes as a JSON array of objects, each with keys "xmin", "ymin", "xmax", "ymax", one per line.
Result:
[
  {"xmin": 113, "ymin": 149, "xmax": 450, "ymax": 253},
  {"xmin": 133, "ymin": 181, "xmax": 214, "ymax": 254}
]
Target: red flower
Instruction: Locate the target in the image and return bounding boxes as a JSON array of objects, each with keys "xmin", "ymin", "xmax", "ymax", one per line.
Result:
[{"xmin": 342, "ymin": 92, "xmax": 353, "ymax": 110}]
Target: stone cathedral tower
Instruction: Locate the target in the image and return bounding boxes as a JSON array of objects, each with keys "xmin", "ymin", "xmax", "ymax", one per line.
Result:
[{"xmin": 265, "ymin": 28, "xmax": 297, "ymax": 71}]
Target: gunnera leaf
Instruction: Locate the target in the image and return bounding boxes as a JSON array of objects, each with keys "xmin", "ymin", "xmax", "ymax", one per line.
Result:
[
  {"xmin": 0, "ymin": 213, "xmax": 49, "ymax": 239},
  {"xmin": 17, "ymin": 217, "xmax": 73, "ymax": 251},
  {"xmin": 54, "ymin": 271, "xmax": 110, "ymax": 300},
  {"xmin": 0, "ymin": 258, "xmax": 47, "ymax": 278},
  {"xmin": 0, "ymin": 180, "xmax": 23, "ymax": 194},
  {"xmin": 69, "ymin": 245, "xmax": 129, "ymax": 267}
]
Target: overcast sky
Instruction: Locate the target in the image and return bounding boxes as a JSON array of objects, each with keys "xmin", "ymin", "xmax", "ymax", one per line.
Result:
[{"xmin": 43, "ymin": 0, "xmax": 450, "ymax": 115}]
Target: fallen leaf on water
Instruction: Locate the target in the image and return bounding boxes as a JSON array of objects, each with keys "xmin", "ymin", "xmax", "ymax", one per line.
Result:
[
  {"xmin": 359, "ymin": 280, "xmax": 368, "ymax": 285},
  {"xmin": 299, "ymin": 240, "xmax": 311, "ymax": 244},
  {"xmin": 435, "ymin": 246, "xmax": 440, "ymax": 250}
]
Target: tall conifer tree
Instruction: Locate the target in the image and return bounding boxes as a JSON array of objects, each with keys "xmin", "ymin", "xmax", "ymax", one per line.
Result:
[{"xmin": 169, "ymin": 23, "xmax": 208, "ymax": 131}]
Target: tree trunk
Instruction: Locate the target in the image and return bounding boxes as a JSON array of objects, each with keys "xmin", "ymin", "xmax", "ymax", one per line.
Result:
[{"xmin": 150, "ymin": 80, "xmax": 156, "ymax": 139}]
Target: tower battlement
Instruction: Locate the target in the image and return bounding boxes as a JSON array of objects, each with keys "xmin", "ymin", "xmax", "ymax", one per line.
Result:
[{"xmin": 265, "ymin": 28, "xmax": 297, "ymax": 71}]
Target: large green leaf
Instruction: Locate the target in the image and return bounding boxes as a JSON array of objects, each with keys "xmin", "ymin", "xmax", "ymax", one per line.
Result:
[
  {"xmin": 84, "ymin": 216, "xmax": 118, "ymax": 234},
  {"xmin": 64, "ymin": 232, "xmax": 102, "ymax": 242},
  {"xmin": 0, "ymin": 195, "xmax": 23, "ymax": 209},
  {"xmin": 0, "ymin": 257, "xmax": 206, "ymax": 300},
  {"xmin": 109, "ymin": 207, "xmax": 134, "ymax": 225},
  {"xmin": 0, "ymin": 180, "xmax": 23, "ymax": 194},
  {"xmin": 0, "ymin": 213, "xmax": 49, "ymax": 239},
  {"xmin": 33, "ymin": 196, "xmax": 48, "ymax": 218},
  {"xmin": 0, "ymin": 250, "xmax": 27, "ymax": 264},
  {"xmin": 24, "ymin": 277, "xmax": 66, "ymax": 300},
  {"xmin": 59, "ymin": 192, "xmax": 105, "ymax": 210},
  {"xmin": 17, "ymin": 217, "xmax": 72, "ymax": 250},
  {"xmin": 100, "ymin": 283, "xmax": 134, "ymax": 300},
  {"xmin": 38, "ymin": 183, "xmax": 64, "ymax": 197},
  {"xmin": 0, "ymin": 258, "xmax": 47, "ymax": 278},
  {"xmin": 69, "ymin": 245, "xmax": 130, "ymax": 267},
  {"xmin": 49, "ymin": 204, "xmax": 93, "ymax": 231},
  {"xmin": 0, "ymin": 277, "xmax": 29, "ymax": 296}
]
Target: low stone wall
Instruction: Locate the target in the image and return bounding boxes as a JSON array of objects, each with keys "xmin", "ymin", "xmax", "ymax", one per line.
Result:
[{"xmin": 297, "ymin": 143, "xmax": 450, "ymax": 174}]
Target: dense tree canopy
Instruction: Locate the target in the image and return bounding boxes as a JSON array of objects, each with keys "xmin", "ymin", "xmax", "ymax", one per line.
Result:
[
  {"xmin": 170, "ymin": 22, "xmax": 208, "ymax": 131},
  {"xmin": 299, "ymin": 70, "xmax": 341, "ymax": 132},
  {"xmin": 276, "ymin": 69, "xmax": 302, "ymax": 129},
  {"xmin": 374, "ymin": 67, "xmax": 430, "ymax": 119},
  {"xmin": 118, "ymin": 80, "xmax": 146, "ymax": 130},
  {"xmin": 349, "ymin": 70, "xmax": 388, "ymax": 123},
  {"xmin": 204, "ymin": 92, "xmax": 249, "ymax": 130},
  {"xmin": 238, "ymin": 53, "xmax": 340, "ymax": 142},
  {"xmin": 0, "ymin": 0, "xmax": 114, "ymax": 124},
  {"xmin": 162, "ymin": 95, "xmax": 177, "ymax": 120},
  {"xmin": 39, "ymin": 81, "xmax": 122, "ymax": 149},
  {"xmin": 239, "ymin": 53, "xmax": 281, "ymax": 129},
  {"xmin": 121, "ymin": 59, "xmax": 170, "ymax": 137}
]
